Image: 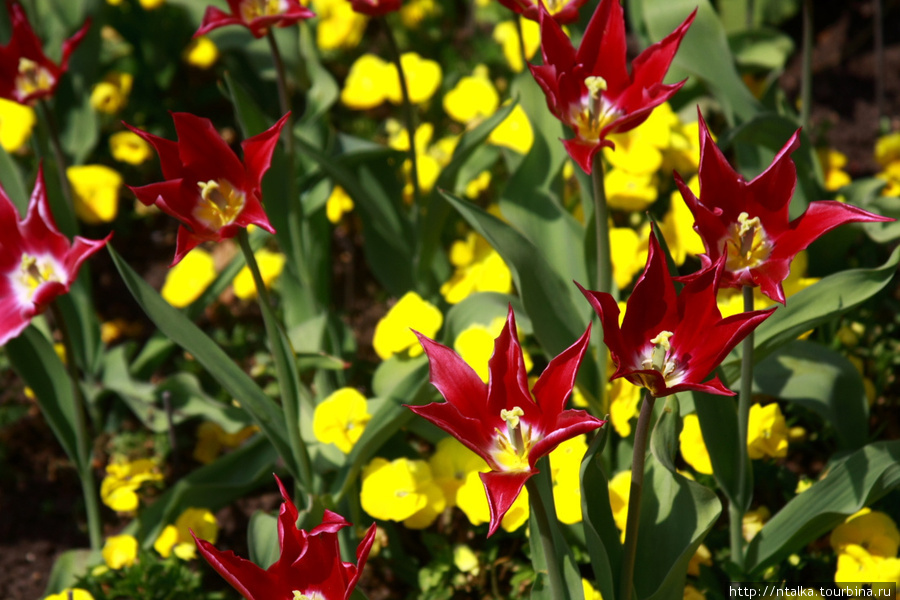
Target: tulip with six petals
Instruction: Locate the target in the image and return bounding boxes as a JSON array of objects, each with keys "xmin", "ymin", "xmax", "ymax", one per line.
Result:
[
  {"xmin": 529, "ymin": 0, "xmax": 695, "ymax": 173},
  {"xmin": 125, "ymin": 112, "xmax": 288, "ymax": 265},
  {"xmin": 407, "ymin": 306, "xmax": 606, "ymax": 536},
  {"xmin": 195, "ymin": 0, "xmax": 315, "ymax": 39},
  {"xmin": 194, "ymin": 475, "xmax": 376, "ymax": 600}
]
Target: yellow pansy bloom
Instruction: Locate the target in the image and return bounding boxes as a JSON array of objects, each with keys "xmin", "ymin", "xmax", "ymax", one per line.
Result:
[
  {"xmin": 660, "ymin": 185, "xmax": 705, "ymax": 266},
  {"xmin": 608, "ymin": 376, "xmax": 642, "ymax": 437},
  {"xmin": 456, "ymin": 468, "xmax": 529, "ymax": 532},
  {"xmin": 100, "ymin": 458, "xmax": 164, "ymax": 512},
  {"xmin": 679, "ymin": 413, "xmax": 713, "ymax": 475},
  {"xmin": 831, "ymin": 509, "xmax": 900, "ymax": 558},
  {"xmin": 464, "ymin": 170, "xmax": 492, "ymax": 198},
  {"xmin": 110, "ymin": 130, "xmax": 153, "ymax": 165},
  {"xmin": 440, "ymin": 232, "xmax": 513, "ymax": 304},
  {"xmin": 139, "ymin": 0, "xmax": 165, "ymax": 8},
  {"xmin": 429, "ymin": 437, "xmax": 486, "ymax": 508},
  {"xmin": 313, "ymin": 0, "xmax": 367, "ymax": 51},
  {"xmin": 493, "ymin": 18, "xmax": 540, "ymax": 72},
  {"xmin": 193, "ymin": 421, "xmax": 258, "ymax": 464},
  {"xmin": 875, "ymin": 132, "xmax": 900, "ymax": 168},
  {"xmin": 160, "ymin": 248, "xmax": 216, "ymax": 308},
  {"xmin": 746, "ymin": 402, "xmax": 788, "ymax": 460},
  {"xmin": 400, "ymin": 0, "xmax": 439, "ymax": 28},
  {"xmin": 551, "ymin": 435, "xmax": 587, "ymax": 525},
  {"xmin": 610, "ymin": 226, "xmax": 647, "ymax": 290},
  {"xmin": 609, "ymin": 470, "xmax": 631, "ymax": 540},
  {"xmin": 67, "ymin": 164, "xmax": 123, "ymax": 224},
  {"xmin": 444, "ymin": 66, "xmax": 499, "ymax": 125},
  {"xmin": 154, "ymin": 507, "xmax": 218, "ymax": 560},
  {"xmin": 489, "ymin": 103, "xmax": 534, "ymax": 155},
  {"xmin": 90, "ymin": 72, "xmax": 133, "ymax": 114},
  {"xmin": 0, "ymin": 98, "xmax": 35, "ymax": 152},
  {"xmin": 43, "ymin": 589, "xmax": 95, "ymax": 600},
  {"xmin": 453, "ymin": 544, "xmax": 480, "ymax": 574},
  {"xmin": 372, "ymin": 291, "xmax": 442, "ymax": 360},
  {"xmin": 102, "ymin": 534, "xmax": 138, "ymax": 570},
  {"xmin": 583, "ymin": 579, "xmax": 603, "ymax": 600},
  {"xmin": 385, "ymin": 53, "xmax": 442, "ymax": 105},
  {"xmin": 341, "ymin": 54, "xmax": 393, "ymax": 110},
  {"xmin": 313, "ymin": 387, "xmax": 371, "ymax": 453},
  {"xmin": 233, "ymin": 248, "xmax": 286, "ymax": 300},
  {"xmin": 183, "ymin": 36, "xmax": 219, "ymax": 69},
  {"xmin": 326, "ymin": 185, "xmax": 354, "ymax": 223},
  {"xmin": 817, "ymin": 147, "xmax": 852, "ymax": 191},
  {"xmin": 605, "ymin": 167, "xmax": 659, "ymax": 211},
  {"xmin": 742, "ymin": 506, "xmax": 770, "ymax": 541},
  {"xmin": 687, "ymin": 543, "xmax": 712, "ymax": 576},
  {"xmin": 360, "ymin": 457, "xmax": 445, "ymax": 529}
]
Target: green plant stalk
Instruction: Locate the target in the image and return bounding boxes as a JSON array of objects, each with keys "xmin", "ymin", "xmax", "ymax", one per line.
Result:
[
  {"xmin": 619, "ymin": 390, "xmax": 656, "ymax": 600},
  {"xmin": 800, "ymin": 0, "xmax": 812, "ymax": 130},
  {"xmin": 731, "ymin": 284, "xmax": 755, "ymax": 571},
  {"xmin": 50, "ymin": 301, "xmax": 102, "ymax": 551},
  {"xmin": 513, "ymin": 15, "xmax": 529, "ymax": 73},
  {"xmin": 591, "ymin": 153, "xmax": 612, "ymax": 414},
  {"xmin": 37, "ymin": 99, "xmax": 75, "ymax": 220},
  {"xmin": 266, "ymin": 29, "xmax": 295, "ymax": 160},
  {"xmin": 236, "ymin": 230, "xmax": 314, "ymax": 491},
  {"xmin": 525, "ymin": 476, "xmax": 566, "ymax": 600},
  {"xmin": 382, "ymin": 18, "xmax": 422, "ymax": 220}
]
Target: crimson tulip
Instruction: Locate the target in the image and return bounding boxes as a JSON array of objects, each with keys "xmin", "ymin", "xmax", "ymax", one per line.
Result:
[
  {"xmin": 195, "ymin": 0, "xmax": 314, "ymax": 39},
  {"xmin": 529, "ymin": 0, "xmax": 695, "ymax": 173},
  {"xmin": 498, "ymin": 0, "xmax": 587, "ymax": 25},
  {"xmin": 125, "ymin": 112, "xmax": 288, "ymax": 265},
  {"xmin": 0, "ymin": 167, "xmax": 110, "ymax": 346},
  {"xmin": 674, "ymin": 111, "xmax": 894, "ymax": 304},
  {"xmin": 348, "ymin": 0, "xmax": 401, "ymax": 16},
  {"xmin": 0, "ymin": 2, "xmax": 90, "ymax": 105},
  {"xmin": 194, "ymin": 475, "xmax": 376, "ymax": 600},
  {"xmin": 407, "ymin": 307, "xmax": 605, "ymax": 536},
  {"xmin": 578, "ymin": 232, "xmax": 774, "ymax": 398}
]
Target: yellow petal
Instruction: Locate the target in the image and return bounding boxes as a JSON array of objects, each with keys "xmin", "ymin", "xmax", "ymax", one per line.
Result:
[
  {"xmin": 0, "ymin": 98, "xmax": 36, "ymax": 152},
  {"xmin": 161, "ymin": 248, "xmax": 216, "ymax": 308},
  {"xmin": 67, "ymin": 164, "xmax": 123, "ymax": 224}
]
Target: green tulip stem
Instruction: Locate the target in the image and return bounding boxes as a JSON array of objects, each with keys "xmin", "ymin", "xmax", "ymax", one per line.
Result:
[
  {"xmin": 266, "ymin": 29, "xmax": 295, "ymax": 160},
  {"xmin": 50, "ymin": 301, "xmax": 102, "ymax": 551},
  {"xmin": 37, "ymin": 99, "xmax": 75, "ymax": 223},
  {"xmin": 800, "ymin": 0, "xmax": 812, "ymax": 131},
  {"xmin": 619, "ymin": 389, "xmax": 656, "ymax": 600},
  {"xmin": 732, "ymin": 285, "xmax": 755, "ymax": 570},
  {"xmin": 514, "ymin": 16, "xmax": 529, "ymax": 73},
  {"xmin": 382, "ymin": 18, "xmax": 422, "ymax": 219},
  {"xmin": 525, "ymin": 475, "xmax": 566, "ymax": 600},
  {"xmin": 591, "ymin": 152, "xmax": 612, "ymax": 415}
]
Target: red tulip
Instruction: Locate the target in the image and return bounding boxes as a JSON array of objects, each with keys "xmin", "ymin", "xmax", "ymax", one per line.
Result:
[
  {"xmin": 578, "ymin": 232, "xmax": 774, "ymax": 398},
  {"xmin": 195, "ymin": 0, "xmax": 314, "ymax": 39},
  {"xmin": 0, "ymin": 167, "xmax": 110, "ymax": 346},
  {"xmin": 497, "ymin": 0, "xmax": 587, "ymax": 25},
  {"xmin": 125, "ymin": 112, "xmax": 288, "ymax": 266},
  {"xmin": 0, "ymin": 2, "xmax": 89, "ymax": 105},
  {"xmin": 529, "ymin": 0, "xmax": 695, "ymax": 173},
  {"xmin": 675, "ymin": 111, "xmax": 894, "ymax": 304},
  {"xmin": 194, "ymin": 475, "xmax": 376, "ymax": 600},
  {"xmin": 348, "ymin": 0, "xmax": 401, "ymax": 17},
  {"xmin": 407, "ymin": 306, "xmax": 605, "ymax": 536}
]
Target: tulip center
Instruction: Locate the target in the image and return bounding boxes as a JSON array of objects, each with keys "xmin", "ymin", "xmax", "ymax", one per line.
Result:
[
  {"xmin": 542, "ymin": 0, "xmax": 566, "ymax": 14},
  {"xmin": 724, "ymin": 212, "xmax": 772, "ymax": 272},
  {"xmin": 493, "ymin": 406, "xmax": 532, "ymax": 471},
  {"xmin": 240, "ymin": 0, "xmax": 286, "ymax": 20},
  {"xmin": 16, "ymin": 57, "xmax": 55, "ymax": 98},
  {"xmin": 636, "ymin": 331, "xmax": 680, "ymax": 395},
  {"xmin": 194, "ymin": 179, "xmax": 246, "ymax": 231},
  {"xmin": 16, "ymin": 254, "xmax": 63, "ymax": 301},
  {"xmin": 572, "ymin": 76, "xmax": 621, "ymax": 143},
  {"xmin": 291, "ymin": 592, "xmax": 322, "ymax": 600}
]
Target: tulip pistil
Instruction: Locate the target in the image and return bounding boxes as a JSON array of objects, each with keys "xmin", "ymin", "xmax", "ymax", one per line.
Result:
[
  {"xmin": 724, "ymin": 212, "xmax": 772, "ymax": 272},
  {"xmin": 16, "ymin": 57, "xmax": 54, "ymax": 98},
  {"xmin": 637, "ymin": 330, "xmax": 678, "ymax": 395},
  {"xmin": 195, "ymin": 179, "xmax": 246, "ymax": 231},
  {"xmin": 494, "ymin": 407, "xmax": 532, "ymax": 471},
  {"xmin": 17, "ymin": 254, "xmax": 61, "ymax": 299},
  {"xmin": 572, "ymin": 77, "xmax": 620, "ymax": 143}
]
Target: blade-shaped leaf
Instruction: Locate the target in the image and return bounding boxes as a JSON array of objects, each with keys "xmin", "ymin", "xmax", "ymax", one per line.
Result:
[{"xmin": 580, "ymin": 425, "xmax": 620, "ymax": 600}]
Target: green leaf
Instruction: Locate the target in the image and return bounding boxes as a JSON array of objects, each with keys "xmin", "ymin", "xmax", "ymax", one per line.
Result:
[
  {"xmin": 43, "ymin": 549, "xmax": 100, "ymax": 596},
  {"xmin": 108, "ymin": 246, "xmax": 298, "ymax": 479},
  {"xmin": 744, "ymin": 441, "xmax": 900, "ymax": 574},
  {"xmin": 728, "ymin": 28, "xmax": 795, "ymax": 70},
  {"xmin": 845, "ymin": 178, "xmax": 900, "ymax": 243},
  {"xmin": 248, "ymin": 510, "xmax": 279, "ymax": 569},
  {"xmin": 690, "ymin": 388, "xmax": 747, "ymax": 509},
  {"xmin": 580, "ymin": 425, "xmax": 620, "ymax": 600},
  {"xmin": 443, "ymin": 292, "xmax": 525, "ymax": 343},
  {"xmin": 753, "ymin": 340, "xmax": 868, "ymax": 451},
  {"xmin": 0, "ymin": 145, "xmax": 28, "ymax": 214}
]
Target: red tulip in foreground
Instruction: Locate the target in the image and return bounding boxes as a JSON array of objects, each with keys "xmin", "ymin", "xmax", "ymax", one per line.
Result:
[
  {"xmin": 125, "ymin": 112, "xmax": 288, "ymax": 266},
  {"xmin": 674, "ymin": 111, "xmax": 894, "ymax": 304},
  {"xmin": 0, "ymin": 1, "xmax": 90, "ymax": 105},
  {"xmin": 0, "ymin": 167, "xmax": 110, "ymax": 346},
  {"xmin": 577, "ymin": 233, "xmax": 774, "ymax": 398},
  {"xmin": 195, "ymin": 0, "xmax": 315, "ymax": 39},
  {"xmin": 194, "ymin": 475, "xmax": 376, "ymax": 600},
  {"xmin": 529, "ymin": 0, "xmax": 696, "ymax": 173},
  {"xmin": 407, "ymin": 307, "xmax": 606, "ymax": 536}
]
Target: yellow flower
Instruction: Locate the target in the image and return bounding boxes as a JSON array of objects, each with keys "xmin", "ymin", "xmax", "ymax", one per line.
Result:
[
  {"xmin": 341, "ymin": 54, "xmax": 393, "ymax": 110},
  {"xmin": 429, "ymin": 437, "xmax": 486, "ymax": 508},
  {"xmin": 664, "ymin": 117, "xmax": 705, "ymax": 176},
  {"xmin": 440, "ymin": 232, "xmax": 513, "ymax": 304},
  {"xmin": 453, "ymin": 544, "xmax": 480, "ymax": 574},
  {"xmin": 875, "ymin": 132, "xmax": 900, "ymax": 168},
  {"xmin": 660, "ymin": 184, "xmax": 705, "ymax": 266},
  {"xmin": 326, "ymin": 185, "xmax": 354, "ymax": 223},
  {"xmin": 313, "ymin": 387, "xmax": 371, "ymax": 453},
  {"xmin": 233, "ymin": 248, "xmax": 286, "ymax": 300},
  {"xmin": 742, "ymin": 506, "xmax": 770, "ymax": 541},
  {"xmin": 109, "ymin": 130, "xmax": 153, "ymax": 165},
  {"xmin": 489, "ymin": 103, "xmax": 534, "ymax": 155},
  {"xmin": 609, "ymin": 470, "xmax": 631, "ymax": 540},
  {"xmin": 0, "ymin": 98, "xmax": 35, "ymax": 152},
  {"xmin": 687, "ymin": 543, "xmax": 712, "ymax": 576},
  {"xmin": 43, "ymin": 589, "xmax": 95, "ymax": 600},
  {"xmin": 818, "ymin": 148, "xmax": 852, "ymax": 191},
  {"xmin": 360, "ymin": 457, "xmax": 445, "ymax": 529},
  {"xmin": 67, "ymin": 165, "xmax": 123, "ymax": 224},
  {"xmin": 90, "ymin": 72, "xmax": 133, "ymax": 114},
  {"xmin": 831, "ymin": 509, "xmax": 900, "ymax": 558},
  {"xmin": 102, "ymin": 534, "xmax": 138, "ymax": 570},
  {"xmin": 372, "ymin": 291, "xmax": 443, "ymax": 360},
  {"xmin": 101, "ymin": 318, "xmax": 143, "ymax": 344},
  {"xmin": 608, "ymin": 376, "xmax": 641, "ymax": 437},
  {"xmin": 444, "ymin": 66, "xmax": 499, "ymax": 125},
  {"xmin": 456, "ymin": 468, "xmax": 529, "ymax": 532},
  {"xmin": 154, "ymin": 507, "xmax": 218, "ymax": 560},
  {"xmin": 679, "ymin": 413, "xmax": 713, "ymax": 475},
  {"xmin": 453, "ymin": 317, "xmax": 532, "ymax": 383},
  {"xmin": 183, "ymin": 36, "xmax": 219, "ymax": 69},
  {"xmin": 464, "ymin": 170, "xmax": 492, "ymax": 198},
  {"xmin": 400, "ymin": 0, "xmax": 439, "ymax": 28},
  {"xmin": 193, "ymin": 421, "xmax": 257, "ymax": 464},
  {"xmin": 100, "ymin": 458, "xmax": 164, "ymax": 512},
  {"xmin": 835, "ymin": 544, "xmax": 884, "ymax": 589},
  {"xmin": 550, "ymin": 435, "xmax": 587, "ymax": 525},
  {"xmin": 610, "ymin": 226, "xmax": 647, "ymax": 289},
  {"xmin": 160, "ymin": 248, "xmax": 216, "ymax": 308},
  {"xmin": 583, "ymin": 579, "xmax": 603, "ymax": 600},
  {"xmin": 139, "ymin": 0, "xmax": 165, "ymax": 8},
  {"xmin": 746, "ymin": 402, "xmax": 788, "ymax": 460},
  {"xmin": 386, "ymin": 53, "xmax": 442, "ymax": 106},
  {"xmin": 684, "ymin": 585, "xmax": 706, "ymax": 600},
  {"xmin": 605, "ymin": 167, "xmax": 659, "ymax": 211},
  {"xmin": 387, "ymin": 120, "xmax": 433, "ymax": 154},
  {"xmin": 493, "ymin": 18, "xmax": 540, "ymax": 72},
  {"xmin": 313, "ymin": 0, "xmax": 367, "ymax": 51}
]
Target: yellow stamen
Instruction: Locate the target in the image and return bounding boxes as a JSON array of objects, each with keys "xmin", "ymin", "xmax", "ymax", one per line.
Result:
[
  {"xmin": 724, "ymin": 212, "xmax": 772, "ymax": 271},
  {"xmin": 194, "ymin": 179, "xmax": 246, "ymax": 231},
  {"xmin": 571, "ymin": 76, "xmax": 620, "ymax": 143},
  {"xmin": 240, "ymin": 0, "xmax": 284, "ymax": 20},
  {"xmin": 292, "ymin": 592, "xmax": 311, "ymax": 600},
  {"xmin": 17, "ymin": 254, "xmax": 61, "ymax": 300},
  {"xmin": 638, "ymin": 330, "xmax": 677, "ymax": 394},
  {"xmin": 16, "ymin": 57, "xmax": 54, "ymax": 97}
]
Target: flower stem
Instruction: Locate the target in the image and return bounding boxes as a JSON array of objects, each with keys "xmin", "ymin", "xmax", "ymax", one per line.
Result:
[
  {"xmin": 591, "ymin": 152, "xmax": 612, "ymax": 415},
  {"xmin": 619, "ymin": 390, "xmax": 656, "ymax": 600},
  {"xmin": 382, "ymin": 18, "xmax": 422, "ymax": 218},
  {"xmin": 731, "ymin": 285, "xmax": 755, "ymax": 571},
  {"xmin": 50, "ymin": 301, "xmax": 102, "ymax": 551},
  {"xmin": 525, "ymin": 476, "xmax": 566, "ymax": 600},
  {"xmin": 37, "ymin": 99, "xmax": 75, "ymax": 225},
  {"xmin": 513, "ymin": 16, "xmax": 529, "ymax": 73},
  {"xmin": 800, "ymin": 0, "xmax": 812, "ymax": 131},
  {"xmin": 266, "ymin": 29, "xmax": 295, "ymax": 160}
]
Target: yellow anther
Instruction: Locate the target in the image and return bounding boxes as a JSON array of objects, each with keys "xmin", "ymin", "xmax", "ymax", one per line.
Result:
[
  {"xmin": 725, "ymin": 212, "xmax": 772, "ymax": 271},
  {"xmin": 240, "ymin": 0, "xmax": 283, "ymax": 20},
  {"xmin": 292, "ymin": 592, "xmax": 311, "ymax": 600},
  {"xmin": 500, "ymin": 406, "xmax": 525, "ymax": 429},
  {"xmin": 16, "ymin": 57, "xmax": 54, "ymax": 96},
  {"xmin": 194, "ymin": 179, "xmax": 246, "ymax": 230},
  {"xmin": 736, "ymin": 212, "xmax": 761, "ymax": 237},
  {"xmin": 585, "ymin": 76, "xmax": 608, "ymax": 98},
  {"xmin": 18, "ymin": 254, "xmax": 59, "ymax": 298}
]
